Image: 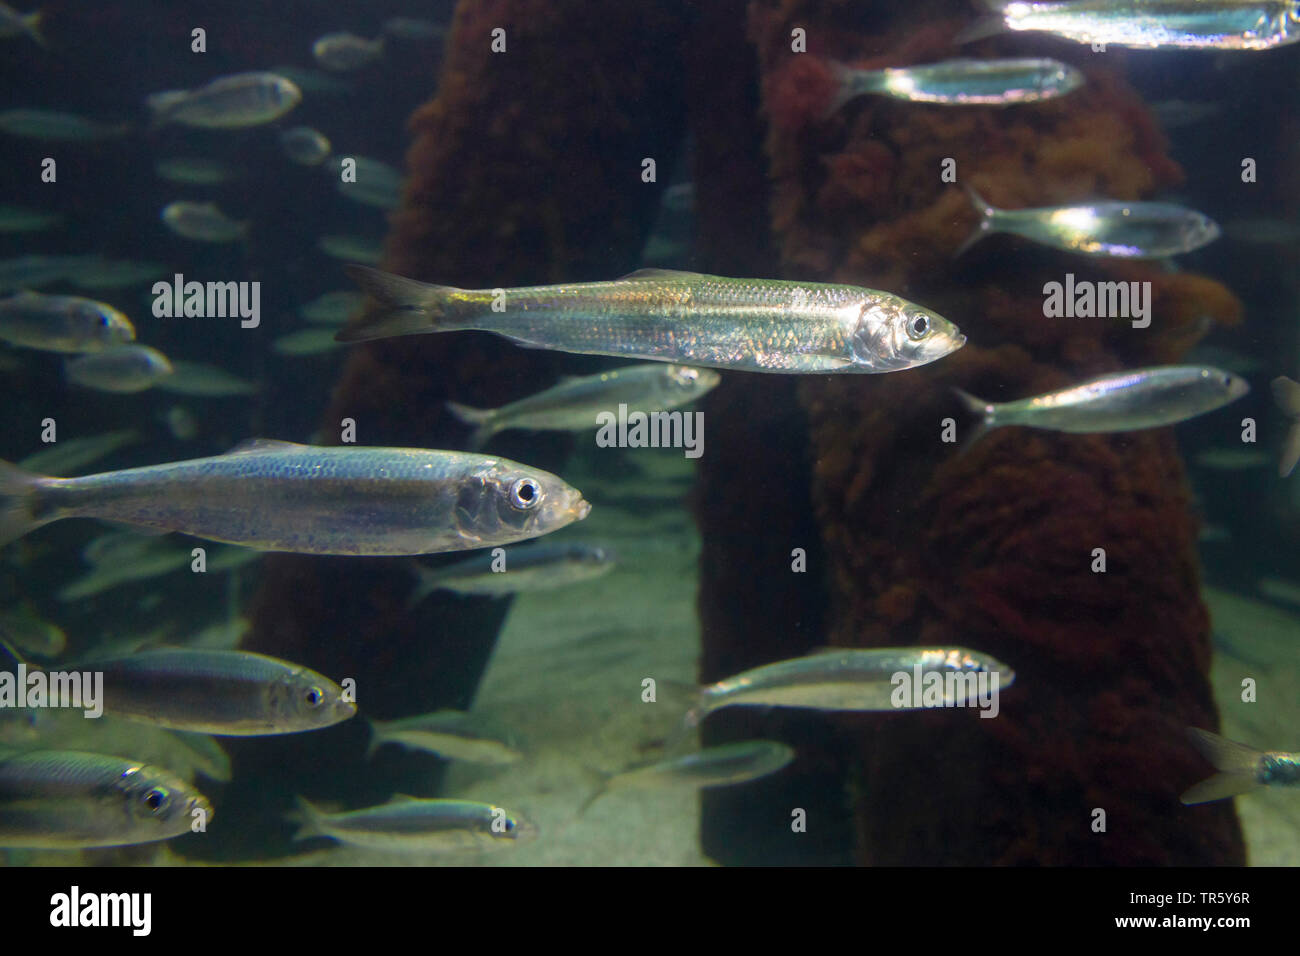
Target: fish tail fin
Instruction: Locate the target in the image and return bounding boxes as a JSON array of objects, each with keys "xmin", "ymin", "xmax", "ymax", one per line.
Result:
[
  {"xmin": 1180, "ymin": 728, "xmax": 1264, "ymax": 805},
  {"xmin": 953, "ymin": 186, "xmax": 996, "ymax": 258},
  {"xmin": 145, "ymin": 90, "xmax": 187, "ymax": 130},
  {"xmin": 952, "ymin": 4, "xmax": 1008, "ymax": 45},
  {"xmin": 337, "ymin": 265, "xmax": 455, "ymax": 343},
  {"xmin": 405, "ymin": 562, "xmax": 444, "ymax": 608},
  {"xmin": 287, "ymin": 796, "xmax": 326, "ymax": 840},
  {"xmin": 951, "ymin": 387, "xmax": 997, "ymax": 452},
  {"xmin": 24, "ymin": 10, "xmax": 46, "ymax": 48},
  {"xmin": 363, "ymin": 720, "xmax": 386, "ymax": 760},
  {"xmin": 821, "ymin": 60, "xmax": 875, "ymax": 117},
  {"xmin": 0, "ymin": 460, "xmax": 51, "ymax": 548},
  {"xmin": 445, "ymin": 402, "xmax": 498, "ymax": 450}
]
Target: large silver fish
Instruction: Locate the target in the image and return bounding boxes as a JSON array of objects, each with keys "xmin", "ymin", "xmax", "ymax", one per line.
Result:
[
  {"xmin": 290, "ymin": 796, "xmax": 537, "ymax": 852},
  {"xmin": 0, "ymin": 749, "xmax": 211, "ymax": 848},
  {"xmin": 955, "ymin": 366, "xmax": 1249, "ymax": 439},
  {"xmin": 146, "ymin": 72, "xmax": 301, "ymax": 129},
  {"xmin": 0, "ymin": 439, "xmax": 590, "ymax": 555},
  {"xmin": 0, "ymin": 291, "xmax": 135, "ymax": 353},
  {"xmin": 959, "ymin": 0, "xmax": 1300, "ymax": 50},
  {"xmin": 686, "ymin": 647, "xmax": 1015, "ymax": 725},
  {"xmin": 341, "ymin": 266, "xmax": 965, "ymax": 374},
  {"xmin": 447, "ymin": 363, "xmax": 720, "ymax": 449},
  {"xmin": 88, "ymin": 648, "xmax": 356, "ymax": 736},
  {"xmin": 958, "ymin": 188, "xmax": 1221, "ymax": 258},
  {"xmin": 65, "ymin": 344, "xmax": 174, "ymax": 393},
  {"xmin": 366, "ymin": 710, "xmax": 522, "ymax": 764},
  {"xmin": 824, "ymin": 57, "xmax": 1084, "ymax": 114}
]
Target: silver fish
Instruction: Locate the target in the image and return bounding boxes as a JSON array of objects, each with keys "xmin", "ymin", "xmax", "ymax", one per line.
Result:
[
  {"xmin": 65, "ymin": 344, "xmax": 174, "ymax": 393},
  {"xmin": 955, "ymin": 366, "xmax": 1249, "ymax": 439},
  {"xmin": 61, "ymin": 257, "xmax": 166, "ymax": 290},
  {"xmin": 272, "ymin": 328, "xmax": 343, "ymax": 356},
  {"xmin": 86, "ymin": 648, "xmax": 356, "ymax": 736},
  {"xmin": 0, "ymin": 3, "xmax": 42, "ymax": 45},
  {"xmin": 332, "ymin": 156, "xmax": 403, "ymax": 209},
  {"xmin": 409, "ymin": 541, "xmax": 615, "ymax": 602},
  {"xmin": 299, "ymin": 291, "xmax": 365, "ymax": 324},
  {"xmin": 824, "ymin": 57, "xmax": 1084, "ymax": 114},
  {"xmin": 0, "ymin": 204, "xmax": 61, "ymax": 233},
  {"xmin": 366, "ymin": 710, "xmax": 522, "ymax": 764},
  {"xmin": 960, "ymin": 0, "xmax": 1300, "ymax": 50},
  {"xmin": 291, "ymin": 796, "xmax": 536, "ymax": 852},
  {"xmin": 0, "ymin": 291, "xmax": 135, "ymax": 353},
  {"xmin": 958, "ymin": 187, "xmax": 1221, "ymax": 258},
  {"xmin": 1271, "ymin": 375, "xmax": 1300, "ymax": 477},
  {"xmin": 583, "ymin": 740, "xmax": 795, "ymax": 810},
  {"xmin": 161, "ymin": 201, "xmax": 248, "ymax": 242},
  {"xmin": 147, "ymin": 72, "xmax": 302, "ymax": 129},
  {"xmin": 1181, "ymin": 728, "xmax": 1300, "ymax": 804},
  {"xmin": 317, "ymin": 234, "xmax": 383, "ymax": 263},
  {"xmin": 447, "ymin": 363, "xmax": 720, "ymax": 449},
  {"xmin": 312, "ymin": 32, "xmax": 385, "ymax": 71},
  {"xmin": 686, "ymin": 647, "xmax": 1015, "ymax": 726},
  {"xmin": 280, "ymin": 125, "xmax": 332, "ymax": 165},
  {"xmin": 154, "ymin": 156, "xmax": 234, "ymax": 185},
  {"xmin": 156, "ymin": 360, "xmax": 258, "ymax": 397},
  {"xmin": 382, "ymin": 17, "xmax": 445, "ymax": 40},
  {"xmin": 341, "ymin": 266, "xmax": 965, "ymax": 374},
  {"xmin": 18, "ymin": 429, "xmax": 139, "ymax": 475},
  {"xmin": 0, "ymin": 109, "xmax": 129, "ymax": 141},
  {"xmin": 0, "ymin": 439, "xmax": 591, "ymax": 555},
  {"xmin": 0, "ymin": 750, "xmax": 211, "ymax": 848}
]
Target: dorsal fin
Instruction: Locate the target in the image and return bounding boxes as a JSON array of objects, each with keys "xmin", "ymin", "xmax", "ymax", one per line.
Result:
[
  {"xmin": 226, "ymin": 438, "xmax": 306, "ymax": 455},
  {"xmin": 617, "ymin": 268, "xmax": 706, "ymax": 281}
]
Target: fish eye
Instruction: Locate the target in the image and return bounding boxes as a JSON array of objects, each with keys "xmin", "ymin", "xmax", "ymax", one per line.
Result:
[
  {"xmin": 504, "ymin": 818, "xmax": 516, "ymax": 832},
  {"xmin": 98, "ymin": 313, "xmax": 110, "ymax": 328},
  {"xmin": 905, "ymin": 314, "xmax": 931, "ymax": 340},
  {"xmin": 142, "ymin": 788, "xmax": 169, "ymax": 813},
  {"xmin": 304, "ymin": 686, "xmax": 324, "ymax": 707},
  {"xmin": 509, "ymin": 477, "xmax": 541, "ymax": 510}
]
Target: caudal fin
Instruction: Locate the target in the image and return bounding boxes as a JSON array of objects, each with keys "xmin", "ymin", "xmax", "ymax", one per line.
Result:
[
  {"xmin": 953, "ymin": 187, "xmax": 997, "ymax": 258},
  {"xmin": 336, "ymin": 265, "xmax": 453, "ymax": 343},
  {"xmin": 1180, "ymin": 728, "xmax": 1264, "ymax": 805},
  {"xmin": 23, "ymin": 10, "xmax": 46, "ymax": 48},
  {"xmin": 445, "ymin": 401, "xmax": 498, "ymax": 451},
  {"xmin": 145, "ymin": 90, "xmax": 188, "ymax": 130},
  {"xmin": 287, "ymin": 796, "xmax": 328, "ymax": 841},
  {"xmin": 363, "ymin": 720, "xmax": 387, "ymax": 760},
  {"xmin": 951, "ymin": 387, "xmax": 998, "ymax": 452},
  {"xmin": 0, "ymin": 460, "xmax": 49, "ymax": 548}
]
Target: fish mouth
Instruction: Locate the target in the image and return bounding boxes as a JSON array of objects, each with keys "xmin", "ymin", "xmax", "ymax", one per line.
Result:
[
  {"xmin": 186, "ymin": 794, "xmax": 214, "ymax": 822},
  {"xmin": 572, "ymin": 497, "xmax": 592, "ymax": 521}
]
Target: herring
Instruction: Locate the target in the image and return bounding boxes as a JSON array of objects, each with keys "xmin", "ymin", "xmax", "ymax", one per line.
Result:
[
  {"xmin": 0, "ymin": 439, "xmax": 590, "ymax": 555},
  {"xmin": 824, "ymin": 57, "xmax": 1083, "ymax": 114},
  {"xmin": 65, "ymin": 344, "xmax": 173, "ymax": 393},
  {"xmin": 446, "ymin": 363, "xmax": 720, "ymax": 449},
  {"xmin": 366, "ymin": 710, "xmax": 523, "ymax": 764},
  {"xmin": 0, "ymin": 109, "xmax": 129, "ymax": 141},
  {"xmin": 582, "ymin": 740, "xmax": 795, "ymax": 811},
  {"xmin": 685, "ymin": 647, "xmax": 1014, "ymax": 725},
  {"xmin": 147, "ymin": 72, "xmax": 301, "ymax": 129},
  {"xmin": 1271, "ymin": 376, "xmax": 1300, "ymax": 477},
  {"xmin": 0, "ymin": 749, "xmax": 211, "ymax": 848},
  {"xmin": 958, "ymin": 0, "xmax": 1300, "ymax": 51},
  {"xmin": 1181, "ymin": 728, "xmax": 1300, "ymax": 804},
  {"xmin": 341, "ymin": 265, "xmax": 965, "ymax": 374},
  {"xmin": 957, "ymin": 187, "xmax": 1221, "ymax": 258},
  {"xmin": 156, "ymin": 360, "xmax": 258, "ymax": 397},
  {"xmin": 0, "ymin": 291, "xmax": 135, "ymax": 353},
  {"xmin": 280, "ymin": 125, "xmax": 332, "ymax": 165},
  {"xmin": 409, "ymin": 541, "xmax": 615, "ymax": 603},
  {"xmin": 87, "ymin": 648, "xmax": 356, "ymax": 736},
  {"xmin": 162, "ymin": 201, "xmax": 248, "ymax": 242},
  {"xmin": 312, "ymin": 32, "xmax": 384, "ymax": 71},
  {"xmin": 290, "ymin": 795, "xmax": 536, "ymax": 852},
  {"xmin": 954, "ymin": 366, "xmax": 1249, "ymax": 441}
]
